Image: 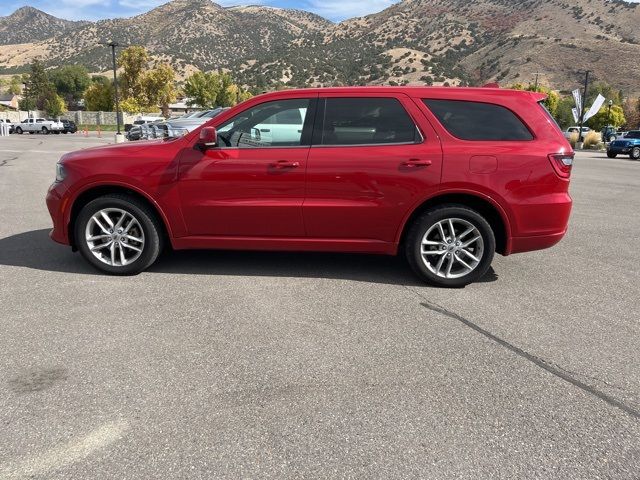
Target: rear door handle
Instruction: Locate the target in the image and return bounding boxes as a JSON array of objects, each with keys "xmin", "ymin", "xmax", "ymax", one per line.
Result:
[
  {"xmin": 272, "ymin": 160, "xmax": 299, "ymax": 169},
  {"xmin": 401, "ymin": 159, "xmax": 432, "ymax": 167}
]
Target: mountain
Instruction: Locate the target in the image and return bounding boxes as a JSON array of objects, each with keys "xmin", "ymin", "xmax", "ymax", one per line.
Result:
[
  {"xmin": 0, "ymin": 6, "xmax": 89, "ymax": 45},
  {"xmin": 0, "ymin": 0, "xmax": 639, "ymax": 95}
]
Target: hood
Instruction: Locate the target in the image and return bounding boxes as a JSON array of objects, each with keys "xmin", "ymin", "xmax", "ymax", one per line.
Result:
[{"xmin": 60, "ymin": 139, "xmax": 172, "ymax": 163}]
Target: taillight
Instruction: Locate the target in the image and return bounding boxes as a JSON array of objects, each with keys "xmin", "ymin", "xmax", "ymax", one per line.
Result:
[{"xmin": 548, "ymin": 153, "xmax": 574, "ymax": 178}]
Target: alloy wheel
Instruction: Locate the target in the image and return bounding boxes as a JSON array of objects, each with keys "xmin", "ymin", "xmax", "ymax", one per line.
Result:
[
  {"xmin": 420, "ymin": 218, "xmax": 484, "ymax": 279},
  {"xmin": 85, "ymin": 208, "xmax": 145, "ymax": 267}
]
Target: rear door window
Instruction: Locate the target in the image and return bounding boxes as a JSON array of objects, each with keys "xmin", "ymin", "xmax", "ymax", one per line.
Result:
[
  {"xmin": 319, "ymin": 97, "xmax": 420, "ymax": 146},
  {"xmin": 423, "ymin": 99, "xmax": 533, "ymax": 141}
]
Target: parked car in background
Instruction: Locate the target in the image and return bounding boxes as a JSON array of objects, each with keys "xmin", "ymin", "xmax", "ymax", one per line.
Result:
[
  {"xmin": 15, "ymin": 118, "xmax": 64, "ymax": 134},
  {"xmin": 564, "ymin": 126, "xmax": 590, "ymax": 140},
  {"xmin": 607, "ymin": 130, "xmax": 640, "ymax": 159},
  {"xmin": 0, "ymin": 118, "xmax": 13, "ymax": 134},
  {"xmin": 60, "ymin": 119, "xmax": 78, "ymax": 134},
  {"xmin": 601, "ymin": 126, "xmax": 619, "ymax": 143},
  {"xmin": 47, "ymin": 87, "xmax": 574, "ymax": 287},
  {"xmin": 131, "ymin": 108, "xmax": 228, "ymax": 141}
]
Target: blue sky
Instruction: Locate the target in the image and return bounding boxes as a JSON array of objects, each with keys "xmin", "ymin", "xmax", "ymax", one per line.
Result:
[{"xmin": 0, "ymin": 0, "xmax": 401, "ymax": 22}]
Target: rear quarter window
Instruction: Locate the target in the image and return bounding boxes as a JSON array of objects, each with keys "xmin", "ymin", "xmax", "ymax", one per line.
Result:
[{"xmin": 423, "ymin": 99, "xmax": 533, "ymax": 141}]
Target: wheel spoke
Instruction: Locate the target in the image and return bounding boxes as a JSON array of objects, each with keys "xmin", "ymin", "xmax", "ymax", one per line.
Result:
[
  {"xmin": 92, "ymin": 216, "xmax": 110, "ymax": 235},
  {"xmin": 118, "ymin": 243, "xmax": 126, "ymax": 266},
  {"xmin": 123, "ymin": 217, "xmax": 136, "ymax": 233},
  {"xmin": 460, "ymin": 249, "xmax": 479, "ymax": 262},
  {"xmin": 422, "ymin": 248, "xmax": 446, "ymax": 255},
  {"xmin": 458, "ymin": 226, "xmax": 475, "ymax": 240},
  {"xmin": 123, "ymin": 234, "xmax": 143, "ymax": 243},
  {"xmin": 91, "ymin": 240, "xmax": 112, "ymax": 252},
  {"xmin": 87, "ymin": 234, "xmax": 110, "ymax": 242},
  {"xmin": 448, "ymin": 219, "xmax": 456, "ymax": 239},
  {"xmin": 110, "ymin": 242, "xmax": 116, "ymax": 265},
  {"xmin": 422, "ymin": 240, "xmax": 441, "ymax": 246},
  {"xmin": 114, "ymin": 212, "xmax": 128, "ymax": 230},
  {"xmin": 462, "ymin": 236, "xmax": 481, "ymax": 248},
  {"xmin": 100, "ymin": 211, "xmax": 114, "ymax": 228},
  {"xmin": 121, "ymin": 242, "xmax": 142, "ymax": 253},
  {"xmin": 435, "ymin": 254, "xmax": 447, "ymax": 275},
  {"xmin": 445, "ymin": 254, "xmax": 454, "ymax": 277},
  {"xmin": 454, "ymin": 253, "xmax": 472, "ymax": 271},
  {"xmin": 437, "ymin": 222, "xmax": 446, "ymax": 241}
]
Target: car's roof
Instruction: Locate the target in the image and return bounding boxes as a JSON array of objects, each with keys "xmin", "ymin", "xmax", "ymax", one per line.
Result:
[{"xmin": 251, "ymin": 86, "xmax": 546, "ymax": 102}]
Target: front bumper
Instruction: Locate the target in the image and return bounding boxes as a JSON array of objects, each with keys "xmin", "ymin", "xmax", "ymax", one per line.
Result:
[
  {"xmin": 608, "ymin": 147, "xmax": 631, "ymax": 154},
  {"xmin": 46, "ymin": 182, "xmax": 70, "ymax": 245}
]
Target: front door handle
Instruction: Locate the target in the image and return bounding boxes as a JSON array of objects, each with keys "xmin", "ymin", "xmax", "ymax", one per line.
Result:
[
  {"xmin": 401, "ymin": 159, "xmax": 432, "ymax": 168},
  {"xmin": 271, "ymin": 160, "xmax": 300, "ymax": 169}
]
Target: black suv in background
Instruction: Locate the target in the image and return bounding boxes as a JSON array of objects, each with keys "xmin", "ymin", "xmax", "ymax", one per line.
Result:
[{"xmin": 61, "ymin": 120, "xmax": 77, "ymax": 134}]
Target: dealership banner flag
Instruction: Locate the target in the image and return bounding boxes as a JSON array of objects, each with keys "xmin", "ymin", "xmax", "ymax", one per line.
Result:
[
  {"xmin": 572, "ymin": 89, "xmax": 582, "ymax": 112},
  {"xmin": 572, "ymin": 108, "xmax": 579, "ymax": 123},
  {"xmin": 584, "ymin": 94, "xmax": 606, "ymax": 122}
]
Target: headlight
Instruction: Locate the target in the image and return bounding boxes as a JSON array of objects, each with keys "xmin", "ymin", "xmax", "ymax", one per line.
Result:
[{"xmin": 55, "ymin": 163, "xmax": 67, "ymax": 182}]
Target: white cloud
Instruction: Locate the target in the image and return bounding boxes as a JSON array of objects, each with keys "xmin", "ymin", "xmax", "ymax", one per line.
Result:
[{"xmin": 305, "ymin": 0, "xmax": 399, "ymax": 20}]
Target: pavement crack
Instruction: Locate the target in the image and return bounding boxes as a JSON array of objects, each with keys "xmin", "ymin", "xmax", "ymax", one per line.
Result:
[
  {"xmin": 403, "ymin": 285, "xmax": 640, "ymax": 420},
  {"xmin": 0, "ymin": 157, "xmax": 16, "ymax": 167}
]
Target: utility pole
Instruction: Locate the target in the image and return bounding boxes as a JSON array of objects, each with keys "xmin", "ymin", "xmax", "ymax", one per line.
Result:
[
  {"xmin": 577, "ymin": 70, "xmax": 590, "ymax": 145},
  {"xmin": 107, "ymin": 41, "xmax": 123, "ymax": 140},
  {"xmin": 532, "ymin": 72, "xmax": 543, "ymax": 91}
]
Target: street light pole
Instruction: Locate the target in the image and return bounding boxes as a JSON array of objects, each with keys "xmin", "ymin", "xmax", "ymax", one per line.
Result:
[
  {"xmin": 577, "ymin": 70, "xmax": 590, "ymax": 145},
  {"xmin": 107, "ymin": 41, "xmax": 123, "ymax": 139},
  {"xmin": 607, "ymin": 99, "xmax": 612, "ymax": 127}
]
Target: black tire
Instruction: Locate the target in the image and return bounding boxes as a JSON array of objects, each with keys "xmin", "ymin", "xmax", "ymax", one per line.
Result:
[
  {"xmin": 609, "ymin": 135, "xmax": 616, "ymax": 142},
  {"xmin": 607, "ymin": 152, "xmax": 617, "ymax": 158},
  {"xmin": 75, "ymin": 194, "xmax": 163, "ymax": 275},
  {"xmin": 42, "ymin": 127, "xmax": 49, "ymax": 135},
  {"xmin": 15, "ymin": 127, "xmax": 22, "ymax": 134},
  {"xmin": 405, "ymin": 204, "xmax": 496, "ymax": 288},
  {"xmin": 630, "ymin": 147, "xmax": 640, "ymax": 160},
  {"xmin": 54, "ymin": 131, "xmax": 60, "ymax": 135},
  {"xmin": 62, "ymin": 131, "xmax": 68, "ymax": 134}
]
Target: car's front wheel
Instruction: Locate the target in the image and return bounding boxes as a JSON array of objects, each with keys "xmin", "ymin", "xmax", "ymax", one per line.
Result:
[
  {"xmin": 75, "ymin": 194, "xmax": 163, "ymax": 275},
  {"xmin": 42, "ymin": 127, "xmax": 49, "ymax": 135},
  {"xmin": 607, "ymin": 152, "xmax": 617, "ymax": 158},
  {"xmin": 630, "ymin": 147, "xmax": 640, "ymax": 160},
  {"xmin": 15, "ymin": 127, "xmax": 22, "ymax": 134},
  {"xmin": 405, "ymin": 205, "xmax": 495, "ymax": 287}
]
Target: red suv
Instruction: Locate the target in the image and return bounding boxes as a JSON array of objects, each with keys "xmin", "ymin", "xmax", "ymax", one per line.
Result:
[{"xmin": 46, "ymin": 87, "xmax": 573, "ymax": 287}]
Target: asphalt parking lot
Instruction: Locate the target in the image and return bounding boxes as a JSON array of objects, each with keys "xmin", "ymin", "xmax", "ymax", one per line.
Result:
[{"xmin": 0, "ymin": 134, "xmax": 638, "ymax": 479}]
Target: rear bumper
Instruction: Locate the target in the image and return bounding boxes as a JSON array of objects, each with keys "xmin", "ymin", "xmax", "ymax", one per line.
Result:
[{"xmin": 509, "ymin": 229, "xmax": 567, "ymax": 254}]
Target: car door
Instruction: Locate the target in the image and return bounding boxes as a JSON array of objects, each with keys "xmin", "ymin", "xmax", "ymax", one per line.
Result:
[
  {"xmin": 178, "ymin": 95, "xmax": 316, "ymax": 237},
  {"xmin": 303, "ymin": 94, "xmax": 442, "ymax": 242}
]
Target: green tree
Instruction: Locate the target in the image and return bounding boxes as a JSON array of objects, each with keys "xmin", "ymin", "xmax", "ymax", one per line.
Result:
[
  {"xmin": 118, "ymin": 46, "xmax": 149, "ymax": 100},
  {"xmin": 8, "ymin": 75, "xmax": 22, "ymax": 95},
  {"xmin": 184, "ymin": 71, "xmax": 221, "ymax": 109},
  {"xmin": 84, "ymin": 81, "xmax": 114, "ymax": 111},
  {"xmin": 141, "ymin": 63, "xmax": 177, "ymax": 115},
  {"xmin": 43, "ymin": 89, "xmax": 67, "ymax": 117},
  {"xmin": 587, "ymin": 81, "xmax": 622, "ymax": 107},
  {"xmin": 20, "ymin": 60, "xmax": 52, "ymax": 110},
  {"xmin": 555, "ymin": 96, "xmax": 576, "ymax": 129},
  {"xmin": 48, "ymin": 65, "xmax": 91, "ymax": 102},
  {"xmin": 587, "ymin": 105, "xmax": 625, "ymax": 131}
]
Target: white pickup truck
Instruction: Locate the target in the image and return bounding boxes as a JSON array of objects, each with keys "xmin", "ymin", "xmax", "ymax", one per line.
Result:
[{"xmin": 15, "ymin": 118, "xmax": 64, "ymax": 135}]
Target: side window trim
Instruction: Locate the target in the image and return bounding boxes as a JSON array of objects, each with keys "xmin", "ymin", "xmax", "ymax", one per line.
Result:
[
  {"xmin": 214, "ymin": 97, "xmax": 318, "ymax": 150},
  {"xmin": 311, "ymin": 96, "xmax": 424, "ymax": 148}
]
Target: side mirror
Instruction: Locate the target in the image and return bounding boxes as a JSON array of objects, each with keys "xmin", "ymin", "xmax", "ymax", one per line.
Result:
[{"xmin": 198, "ymin": 126, "xmax": 217, "ymax": 149}]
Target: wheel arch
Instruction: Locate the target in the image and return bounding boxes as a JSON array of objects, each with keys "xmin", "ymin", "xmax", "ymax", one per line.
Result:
[
  {"xmin": 397, "ymin": 192, "xmax": 511, "ymax": 255},
  {"xmin": 67, "ymin": 183, "xmax": 173, "ymax": 249}
]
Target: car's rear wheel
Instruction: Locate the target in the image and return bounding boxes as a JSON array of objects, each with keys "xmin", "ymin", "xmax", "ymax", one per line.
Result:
[
  {"xmin": 15, "ymin": 127, "xmax": 22, "ymax": 134},
  {"xmin": 42, "ymin": 127, "xmax": 49, "ymax": 135},
  {"xmin": 607, "ymin": 152, "xmax": 617, "ymax": 158},
  {"xmin": 630, "ymin": 147, "xmax": 640, "ymax": 160},
  {"xmin": 609, "ymin": 135, "xmax": 616, "ymax": 142},
  {"xmin": 75, "ymin": 194, "xmax": 162, "ymax": 275},
  {"xmin": 405, "ymin": 205, "xmax": 495, "ymax": 287}
]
